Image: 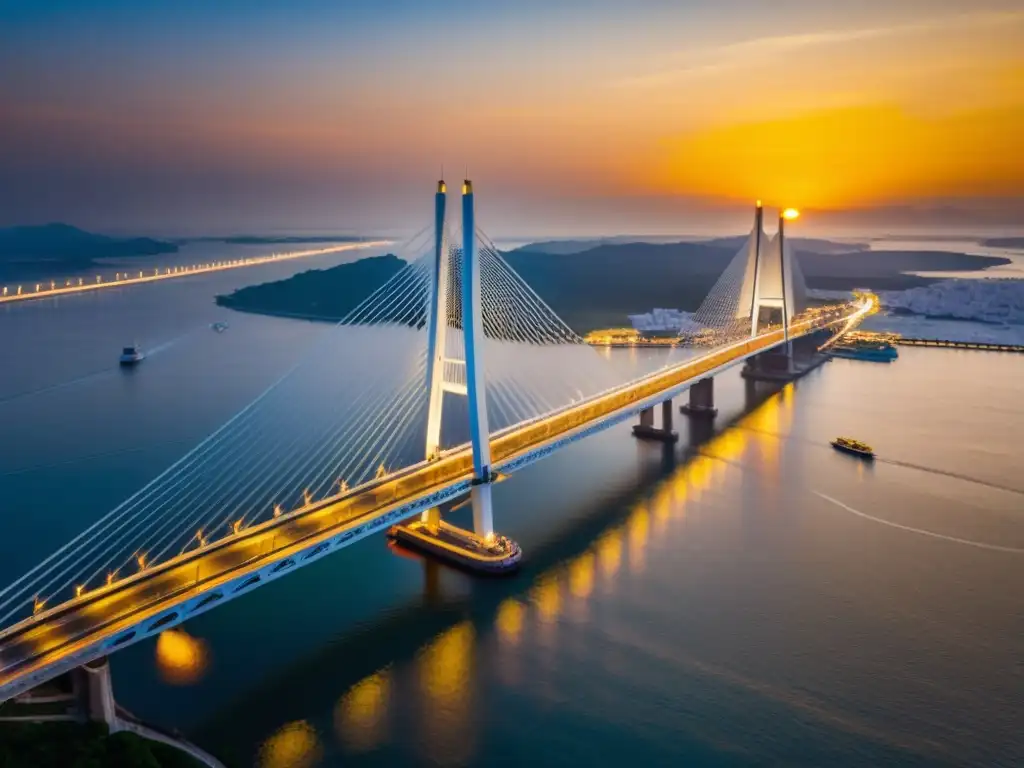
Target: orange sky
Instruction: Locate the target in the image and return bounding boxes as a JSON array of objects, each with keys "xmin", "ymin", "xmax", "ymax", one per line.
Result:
[{"xmin": 2, "ymin": 1, "xmax": 1022, "ymax": 232}]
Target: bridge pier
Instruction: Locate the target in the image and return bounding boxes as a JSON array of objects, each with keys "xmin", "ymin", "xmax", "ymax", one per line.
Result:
[
  {"xmin": 680, "ymin": 377, "xmax": 718, "ymax": 419},
  {"xmin": 470, "ymin": 482, "xmax": 494, "ymax": 540},
  {"xmin": 632, "ymin": 400, "xmax": 679, "ymax": 443},
  {"xmin": 742, "ymin": 336, "xmax": 831, "ymax": 383},
  {"xmin": 76, "ymin": 656, "xmax": 117, "ymax": 726}
]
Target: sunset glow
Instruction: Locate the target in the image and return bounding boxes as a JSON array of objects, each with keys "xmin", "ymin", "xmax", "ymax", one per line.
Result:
[{"xmin": 1, "ymin": 1, "xmax": 1021, "ymax": 233}]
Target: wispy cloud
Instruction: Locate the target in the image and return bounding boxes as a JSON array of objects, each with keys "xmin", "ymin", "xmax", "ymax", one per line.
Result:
[{"xmin": 611, "ymin": 9, "xmax": 1024, "ymax": 89}]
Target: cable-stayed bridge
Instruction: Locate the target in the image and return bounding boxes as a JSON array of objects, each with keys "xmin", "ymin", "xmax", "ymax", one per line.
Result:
[{"xmin": 0, "ymin": 182, "xmax": 872, "ymax": 702}]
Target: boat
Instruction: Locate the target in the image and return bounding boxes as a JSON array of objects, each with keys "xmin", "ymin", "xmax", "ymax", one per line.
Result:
[
  {"xmin": 119, "ymin": 344, "xmax": 145, "ymax": 366},
  {"xmin": 211, "ymin": 322, "xmax": 229, "ymax": 333},
  {"xmin": 831, "ymin": 436, "xmax": 874, "ymax": 459},
  {"xmin": 828, "ymin": 343, "xmax": 898, "ymax": 362}
]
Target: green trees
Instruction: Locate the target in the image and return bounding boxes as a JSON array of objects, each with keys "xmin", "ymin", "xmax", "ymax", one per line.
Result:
[{"xmin": 0, "ymin": 723, "xmax": 203, "ymax": 768}]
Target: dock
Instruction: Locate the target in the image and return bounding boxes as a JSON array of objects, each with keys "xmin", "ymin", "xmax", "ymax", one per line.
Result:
[{"xmin": 894, "ymin": 338, "xmax": 1024, "ymax": 353}]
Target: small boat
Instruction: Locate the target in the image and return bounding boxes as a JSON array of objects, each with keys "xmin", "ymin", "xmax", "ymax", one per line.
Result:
[
  {"xmin": 119, "ymin": 344, "xmax": 145, "ymax": 366},
  {"xmin": 829, "ymin": 343, "xmax": 898, "ymax": 362},
  {"xmin": 831, "ymin": 436, "xmax": 874, "ymax": 459},
  {"xmin": 211, "ymin": 322, "xmax": 229, "ymax": 333}
]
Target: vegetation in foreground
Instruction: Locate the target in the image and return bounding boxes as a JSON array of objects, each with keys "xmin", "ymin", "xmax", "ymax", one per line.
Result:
[{"xmin": 0, "ymin": 722, "xmax": 205, "ymax": 768}]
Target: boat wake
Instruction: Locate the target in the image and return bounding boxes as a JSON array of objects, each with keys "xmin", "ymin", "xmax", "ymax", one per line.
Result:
[
  {"xmin": 812, "ymin": 491, "xmax": 1024, "ymax": 554},
  {"xmin": 0, "ymin": 367, "xmax": 116, "ymax": 406},
  {"xmin": 872, "ymin": 456, "xmax": 1024, "ymax": 497},
  {"xmin": 733, "ymin": 425, "xmax": 1024, "ymax": 496},
  {"xmin": 0, "ymin": 324, "xmax": 208, "ymax": 406}
]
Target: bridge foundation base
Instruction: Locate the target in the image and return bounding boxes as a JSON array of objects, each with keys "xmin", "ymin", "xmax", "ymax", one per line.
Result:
[
  {"xmin": 680, "ymin": 377, "xmax": 717, "ymax": 419},
  {"xmin": 742, "ymin": 352, "xmax": 830, "ymax": 383},
  {"xmin": 388, "ymin": 519, "xmax": 521, "ymax": 575},
  {"xmin": 632, "ymin": 402, "xmax": 679, "ymax": 443}
]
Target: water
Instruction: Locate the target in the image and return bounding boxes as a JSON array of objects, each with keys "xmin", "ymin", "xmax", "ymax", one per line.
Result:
[{"xmin": 1, "ymin": 255, "xmax": 1022, "ymax": 767}]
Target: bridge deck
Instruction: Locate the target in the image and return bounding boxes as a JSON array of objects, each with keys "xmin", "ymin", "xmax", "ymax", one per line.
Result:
[{"xmin": 0, "ymin": 301, "xmax": 868, "ymax": 699}]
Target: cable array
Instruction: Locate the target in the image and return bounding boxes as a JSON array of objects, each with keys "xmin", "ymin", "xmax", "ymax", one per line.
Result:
[
  {"xmin": 475, "ymin": 231, "xmax": 622, "ymax": 431},
  {"xmin": 688, "ymin": 236, "xmax": 759, "ymax": 343},
  {"xmin": 0, "ymin": 234, "xmax": 435, "ymax": 629}
]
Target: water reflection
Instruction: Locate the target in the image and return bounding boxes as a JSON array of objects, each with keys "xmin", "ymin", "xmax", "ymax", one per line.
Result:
[
  {"xmin": 627, "ymin": 505, "xmax": 650, "ymax": 574},
  {"xmin": 334, "ymin": 668, "xmax": 390, "ymax": 753},
  {"xmin": 530, "ymin": 573, "xmax": 562, "ymax": 624},
  {"xmin": 597, "ymin": 527, "xmax": 624, "ymax": 584},
  {"xmin": 569, "ymin": 552, "xmax": 595, "ymax": 600},
  {"xmin": 418, "ymin": 621, "xmax": 475, "ymax": 765},
  {"xmin": 154, "ymin": 629, "xmax": 209, "ymax": 686},
  {"xmin": 258, "ymin": 720, "xmax": 322, "ymax": 768},
  {"xmin": 496, "ymin": 598, "xmax": 525, "ymax": 646}
]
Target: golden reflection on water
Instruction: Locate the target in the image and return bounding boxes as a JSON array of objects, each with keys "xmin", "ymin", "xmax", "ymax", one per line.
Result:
[
  {"xmin": 483, "ymin": 390, "xmax": 800, "ymax": 730},
  {"xmin": 418, "ymin": 621, "xmax": 475, "ymax": 765},
  {"xmin": 569, "ymin": 552, "xmax": 595, "ymax": 600},
  {"xmin": 531, "ymin": 573, "xmax": 562, "ymax": 624},
  {"xmin": 496, "ymin": 598, "xmax": 525, "ymax": 645},
  {"xmin": 627, "ymin": 505, "xmax": 650, "ymax": 574},
  {"xmin": 738, "ymin": 383, "xmax": 792, "ymax": 471},
  {"xmin": 653, "ymin": 491, "xmax": 673, "ymax": 535},
  {"xmin": 334, "ymin": 668, "xmax": 390, "ymax": 753},
  {"xmin": 155, "ymin": 629, "xmax": 209, "ymax": 686},
  {"xmin": 258, "ymin": 720, "xmax": 322, "ymax": 768},
  {"xmin": 597, "ymin": 527, "xmax": 624, "ymax": 583}
]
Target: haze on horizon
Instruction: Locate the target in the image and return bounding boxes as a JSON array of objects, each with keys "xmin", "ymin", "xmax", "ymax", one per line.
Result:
[{"xmin": 1, "ymin": 0, "xmax": 1022, "ymax": 239}]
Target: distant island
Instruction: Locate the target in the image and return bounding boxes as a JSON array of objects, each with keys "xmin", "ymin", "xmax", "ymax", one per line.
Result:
[
  {"xmin": 216, "ymin": 253, "xmax": 408, "ymax": 320},
  {"xmin": 215, "ymin": 238, "xmax": 1012, "ymax": 334},
  {"xmin": 0, "ymin": 223, "xmax": 177, "ymax": 280},
  {"xmin": 982, "ymin": 237, "xmax": 1024, "ymax": 249},
  {"xmin": 507, "ymin": 235, "xmax": 868, "ymax": 256}
]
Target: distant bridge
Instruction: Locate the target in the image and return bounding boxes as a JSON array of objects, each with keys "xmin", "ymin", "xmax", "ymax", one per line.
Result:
[{"xmin": 0, "ymin": 241, "xmax": 389, "ymax": 305}]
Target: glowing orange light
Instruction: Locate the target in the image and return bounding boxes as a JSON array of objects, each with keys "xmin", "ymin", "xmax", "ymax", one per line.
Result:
[
  {"xmin": 156, "ymin": 629, "xmax": 209, "ymax": 686},
  {"xmin": 782, "ymin": 208, "xmax": 800, "ymax": 220}
]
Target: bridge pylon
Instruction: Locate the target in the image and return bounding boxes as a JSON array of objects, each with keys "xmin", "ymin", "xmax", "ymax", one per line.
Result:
[
  {"xmin": 460, "ymin": 179, "xmax": 496, "ymax": 540},
  {"xmin": 392, "ymin": 179, "xmax": 521, "ymax": 572},
  {"xmin": 736, "ymin": 203, "xmax": 806, "ymax": 338},
  {"xmin": 424, "ymin": 179, "xmax": 449, "ymax": 462}
]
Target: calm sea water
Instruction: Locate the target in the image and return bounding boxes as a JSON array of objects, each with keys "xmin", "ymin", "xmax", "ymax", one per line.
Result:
[{"xmin": 1, "ymin": 250, "xmax": 1022, "ymax": 767}]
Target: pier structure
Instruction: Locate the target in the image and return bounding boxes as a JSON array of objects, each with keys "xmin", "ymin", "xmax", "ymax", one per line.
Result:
[
  {"xmin": 680, "ymin": 377, "xmax": 718, "ymax": 419},
  {"xmin": 632, "ymin": 399, "xmax": 679, "ymax": 443}
]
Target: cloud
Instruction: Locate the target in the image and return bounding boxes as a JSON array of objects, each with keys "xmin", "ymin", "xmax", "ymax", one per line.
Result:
[{"xmin": 612, "ymin": 9, "xmax": 1024, "ymax": 90}]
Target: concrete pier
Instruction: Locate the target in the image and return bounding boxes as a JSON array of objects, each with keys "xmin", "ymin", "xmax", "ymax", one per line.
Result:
[
  {"xmin": 680, "ymin": 377, "xmax": 718, "ymax": 419},
  {"xmin": 388, "ymin": 518, "xmax": 521, "ymax": 574},
  {"xmin": 632, "ymin": 400, "xmax": 679, "ymax": 442},
  {"xmin": 742, "ymin": 348, "xmax": 830, "ymax": 383},
  {"xmin": 75, "ymin": 657, "xmax": 116, "ymax": 726}
]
